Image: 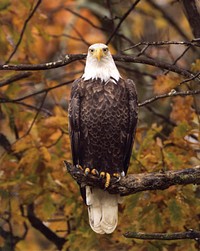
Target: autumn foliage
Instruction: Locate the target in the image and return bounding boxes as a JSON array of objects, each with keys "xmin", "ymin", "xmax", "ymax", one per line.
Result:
[{"xmin": 0, "ymin": 0, "xmax": 200, "ymax": 250}]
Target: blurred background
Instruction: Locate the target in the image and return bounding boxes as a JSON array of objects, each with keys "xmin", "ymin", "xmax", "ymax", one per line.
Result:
[{"xmin": 0, "ymin": 0, "xmax": 200, "ymax": 250}]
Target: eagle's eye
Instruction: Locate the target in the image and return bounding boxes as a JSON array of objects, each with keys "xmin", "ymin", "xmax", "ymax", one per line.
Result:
[
  {"xmin": 89, "ymin": 49, "xmax": 94, "ymax": 53},
  {"xmin": 103, "ymin": 48, "xmax": 108, "ymax": 53}
]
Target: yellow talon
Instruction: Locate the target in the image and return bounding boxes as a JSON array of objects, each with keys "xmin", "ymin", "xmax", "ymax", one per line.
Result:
[
  {"xmin": 113, "ymin": 172, "xmax": 120, "ymax": 178},
  {"xmin": 105, "ymin": 173, "xmax": 111, "ymax": 188},
  {"xmin": 84, "ymin": 167, "xmax": 90, "ymax": 175},
  {"xmin": 100, "ymin": 171, "xmax": 105, "ymax": 178},
  {"xmin": 76, "ymin": 164, "xmax": 83, "ymax": 170},
  {"xmin": 91, "ymin": 169, "xmax": 99, "ymax": 176}
]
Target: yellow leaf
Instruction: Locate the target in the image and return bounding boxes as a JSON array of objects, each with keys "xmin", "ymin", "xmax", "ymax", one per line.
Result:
[
  {"xmin": 39, "ymin": 146, "xmax": 51, "ymax": 162},
  {"xmin": 191, "ymin": 59, "xmax": 200, "ymax": 72},
  {"xmin": 43, "ymin": 116, "xmax": 67, "ymax": 129},
  {"xmin": 12, "ymin": 136, "xmax": 34, "ymax": 153},
  {"xmin": 170, "ymin": 96, "xmax": 195, "ymax": 123},
  {"xmin": 153, "ymin": 75, "xmax": 181, "ymax": 94}
]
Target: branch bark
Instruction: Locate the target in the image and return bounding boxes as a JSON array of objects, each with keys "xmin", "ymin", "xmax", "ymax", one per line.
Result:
[
  {"xmin": 106, "ymin": 0, "xmax": 141, "ymax": 44},
  {"xmin": 27, "ymin": 204, "xmax": 66, "ymax": 250},
  {"xmin": 181, "ymin": 0, "xmax": 200, "ymax": 39},
  {"xmin": 6, "ymin": 0, "xmax": 42, "ymax": 64},
  {"xmin": 64, "ymin": 161, "xmax": 200, "ymax": 196},
  {"xmin": 124, "ymin": 230, "xmax": 200, "ymax": 241},
  {"xmin": 148, "ymin": 0, "xmax": 190, "ymax": 41},
  {"xmin": 0, "ymin": 54, "xmax": 194, "ymax": 78}
]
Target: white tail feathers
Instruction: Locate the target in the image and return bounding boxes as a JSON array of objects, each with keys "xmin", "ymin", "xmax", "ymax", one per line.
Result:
[{"xmin": 86, "ymin": 186, "xmax": 122, "ymax": 234}]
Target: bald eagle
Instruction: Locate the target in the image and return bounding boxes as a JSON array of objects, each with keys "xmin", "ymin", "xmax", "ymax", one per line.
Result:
[{"xmin": 68, "ymin": 43, "xmax": 138, "ymax": 234}]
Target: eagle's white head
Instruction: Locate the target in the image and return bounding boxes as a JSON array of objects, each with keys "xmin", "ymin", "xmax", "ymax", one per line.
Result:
[{"xmin": 82, "ymin": 43, "xmax": 121, "ymax": 83}]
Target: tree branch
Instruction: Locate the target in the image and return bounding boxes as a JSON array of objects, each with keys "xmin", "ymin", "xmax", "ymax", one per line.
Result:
[
  {"xmin": 138, "ymin": 89, "xmax": 200, "ymax": 107},
  {"xmin": 106, "ymin": 0, "xmax": 141, "ymax": 44},
  {"xmin": 64, "ymin": 161, "xmax": 200, "ymax": 196},
  {"xmin": 6, "ymin": 0, "xmax": 42, "ymax": 64},
  {"xmin": 1, "ymin": 54, "xmax": 86, "ymax": 71},
  {"xmin": 124, "ymin": 230, "xmax": 200, "ymax": 241},
  {"xmin": 181, "ymin": 0, "xmax": 200, "ymax": 39},
  {"xmin": 0, "ymin": 72, "xmax": 32, "ymax": 87},
  {"xmin": 27, "ymin": 204, "xmax": 66, "ymax": 250},
  {"xmin": 0, "ymin": 53, "xmax": 194, "ymax": 78},
  {"xmin": 148, "ymin": 0, "xmax": 190, "ymax": 41}
]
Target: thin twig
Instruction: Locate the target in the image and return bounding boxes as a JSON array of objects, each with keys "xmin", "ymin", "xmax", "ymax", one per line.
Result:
[
  {"xmin": 0, "ymin": 80, "xmax": 74, "ymax": 102},
  {"xmin": 148, "ymin": 0, "xmax": 190, "ymax": 42},
  {"xmin": 0, "ymin": 98, "xmax": 52, "ymax": 115},
  {"xmin": 106, "ymin": 0, "xmax": 141, "ymax": 44},
  {"xmin": 0, "ymin": 72, "xmax": 32, "ymax": 87},
  {"xmin": 124, "ymin": 40, "xmax": 200, "ymax": 51},
  {"xmin": 164, "ymin": 45, "xmax": 192, "ymax": 75},
  {"xmin": 5, "ymin": 0, "xmax": 42, "ymax": 64},
  {"xmin": 23, "ymin": 92, "xmax": 48, "ymax": 137},
  {"xmin": 65, "ymin": 7, "xmax": 104, "ymax": 31},
  {"xmin": 139, "ymin": 89, "xmax": 200, "ymax": 106}
]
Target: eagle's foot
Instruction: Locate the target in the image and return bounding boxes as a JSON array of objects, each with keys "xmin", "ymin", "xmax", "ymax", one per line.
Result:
[
  {"xmin": 105, "ymin": 173, "xmax": 111, "ymax": 188},
  {"xmin": 113, "ymin": 172, "xmax": 121, "ymax": 181},
  {"xmin": 100, "ymin": 171, "xmax": 105, "ymax": 178},
  {"xmin": 84, "ymin": 167, "xmax": 90, "ymax": 175},
  {"xmin": 76, "ymin": 164, "xmax": 83, "ymax": 170},
  {"xmin": 91, "ymin": 168, "xmax": 99, "ymax": 176},
  {"xmin": 75, "ymin": 164, "xmax": 84, "ymax": 171}
]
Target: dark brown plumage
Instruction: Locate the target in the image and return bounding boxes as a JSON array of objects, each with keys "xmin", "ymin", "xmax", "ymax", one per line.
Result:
[
  {"xmin": 68, "ymin": 43, "xmax": 138, "ymax": 234},
  {"xmin": 68, "ymin": 77, "xmax": 138, "ymax": 191}
]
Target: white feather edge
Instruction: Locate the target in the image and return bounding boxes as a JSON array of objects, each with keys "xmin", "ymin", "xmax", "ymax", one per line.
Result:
[{"xmin": 86, "ymin": 186, "xmax": 122, "ymax": 234}]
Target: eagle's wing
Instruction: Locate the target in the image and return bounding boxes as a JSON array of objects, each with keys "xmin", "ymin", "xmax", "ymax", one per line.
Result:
[
  {"xmin": 123, "ymin": 79, "xmax": 138, "ymax": 174},
  {"xmin": 68, "ymin": 79, "xmax": 81, "ymax": 166}
]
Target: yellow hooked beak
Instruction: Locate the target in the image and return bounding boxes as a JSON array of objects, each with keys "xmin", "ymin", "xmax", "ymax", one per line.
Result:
[{"xmin": 94, "ymin": 48, "xmax": 104, "ymax": 61}]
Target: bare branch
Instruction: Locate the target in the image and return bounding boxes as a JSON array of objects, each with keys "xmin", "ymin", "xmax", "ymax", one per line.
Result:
[
  {"xmin": 0, "ymin": 72, "xmax": 32, "ymax": 87},
  {"xmin": 113, "ymin": 55, "xmax": 193, "ymax": 78},
  {"xmin": 1, "ymin": 54, "xmax": 86, "ymax": 71},
  {"xmin": 22, "ymin": 92, "xmax": 48, "ymax": 137},
  {"xmin": 148, "ymin": 0, "xmax": 190, "ymax": 41},
  {"xmin": 64, "ymin": 161, "xmax": 200, "ymax": 196},
  {"xmin": 0, "ymin": 98, "xmax": 52, "ymax": 115},
  {"xmin": 0, "ymin": 80, "xmax": 74, "ymax": 103},
  {"xmin": 139, "ymin": 89, "xmax": 200, "ymax": 107},
  {"xmin": 181, "ymin": 0, "xmax": 200, "ymax": 39},
  {"xmin": 27, "ymin": 204, "xmax": 66, "ymax": 250},
  {"xmin": 6, "ymin": 0, "xmax": 42, "ymax": 64},
  {"xmin": 124, "ymin": 230, "xmax": 200, "ymax": 241},
  {"xmin": 64, "ymin": 7, "xmax": 104, "ymax": 31},
  {"xmin": 0, "ymin": 53, "xmax": 194, "ymax": 78},
  {"xmin": 124, "ymin": 40, "xmax": 200, "ymax": 51}
]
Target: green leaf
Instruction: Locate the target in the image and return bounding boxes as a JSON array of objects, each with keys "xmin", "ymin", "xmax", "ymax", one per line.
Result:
[
  {"xmin": 173, "ymin": 122, "xmax": 190, "ymax": 138},
  {"xmin": 0, "ymin": 0, "xmax": 11, "ymax": 11},
  {"xmin": 169, "ymin": 199, "xmax": 182, "ymax": 222}
]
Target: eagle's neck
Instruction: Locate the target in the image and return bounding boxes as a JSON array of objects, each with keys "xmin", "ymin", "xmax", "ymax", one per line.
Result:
[{"xmin": 82, "ymin": 56, "xmax": 120, "ymax": 83}]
